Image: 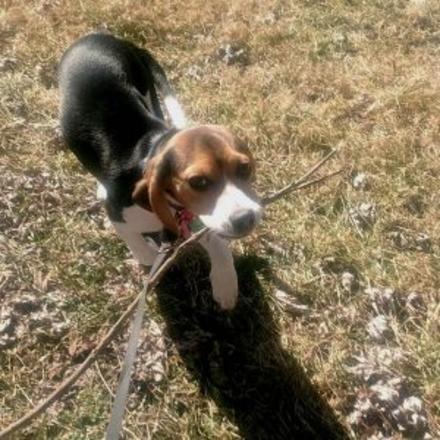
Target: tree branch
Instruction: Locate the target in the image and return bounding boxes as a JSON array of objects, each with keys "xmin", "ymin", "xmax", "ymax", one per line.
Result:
[
  {"xmin": 263, "ymin": 168, "xmax": 345, "ymax": 205},
  {"xmin": 262, "ymin": 149, "xmax": 338, "ymax": 205}
]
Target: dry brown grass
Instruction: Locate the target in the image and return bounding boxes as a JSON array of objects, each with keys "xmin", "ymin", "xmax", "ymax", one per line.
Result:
[{"xmin": 1, "ymin": 0, "xmax": 439, "ymax": 438}]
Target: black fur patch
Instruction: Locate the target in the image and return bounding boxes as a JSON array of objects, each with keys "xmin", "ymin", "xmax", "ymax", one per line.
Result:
[{"xmin": 59, "ymin": 33, "xmax": 181, "ymax": 224}]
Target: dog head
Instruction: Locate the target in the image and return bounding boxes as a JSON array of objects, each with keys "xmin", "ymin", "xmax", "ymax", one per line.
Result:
[{"xmin": 133, "ymin": 125, "xmax": 262, "ymax": 238}]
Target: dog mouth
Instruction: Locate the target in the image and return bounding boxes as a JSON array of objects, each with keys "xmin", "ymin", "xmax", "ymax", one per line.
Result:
[
  {"xmin": 214, "ymin": 223, "xmax": 259, "ymax": 240},
  {"xmin": 217, "ymin": 231, "xmax": 251, "ymax": 240}
]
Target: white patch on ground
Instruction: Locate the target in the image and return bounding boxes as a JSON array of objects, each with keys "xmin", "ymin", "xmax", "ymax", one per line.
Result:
[
  {"xmin": 186, "ymin": 65, "xmax": 204, "ymax": 80},
  {"xmin": 341, "ymin": 271, "xmax": 357, "ymax": 293},
  {"xmin": 388, "ymin": 229, "xmax": 432, "ymax": 252},
  {"xmin": 0, "ymin": 292, "xmax": 70, "ymax": 349},
  {"xmin": 365, "ymin": 287, "xmax": 396, "ymax": 314},
  {"xmin": 217, "ymin": 43, "xmax": 248, "ymax": 65},
  {"xmin": 367, "ymin": 315, "xmax": 393, "ymax": 341},
  {"xmin": 132, "ymin": 319, "xmax": 167, "ymax": 385},
  {"xmin": 349, "ymin": 202, "xmax": 377, "ymax": 230},
  {"xmin": 346, "ymin": 344, "xmax": 429, "ymax": 436},
  {"xmin": 352, "ymin": 172, "xmax": 369, "ymax": 190}
]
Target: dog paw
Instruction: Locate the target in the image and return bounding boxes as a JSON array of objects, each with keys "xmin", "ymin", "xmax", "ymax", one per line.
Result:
[{"xmin": 210, "ymin": 269, "xmax": 238, "ymax": 310}]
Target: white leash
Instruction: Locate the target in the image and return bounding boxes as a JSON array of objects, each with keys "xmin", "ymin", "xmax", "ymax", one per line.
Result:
[{"xmin": 105, "ymin": 244, "xmax": 171, "ymax": 440}]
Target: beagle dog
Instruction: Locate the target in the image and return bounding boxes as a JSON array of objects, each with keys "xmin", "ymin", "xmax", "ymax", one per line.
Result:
[{"xmin": 59, "ymin": 33, "xmax": 262, "ymax": 309}]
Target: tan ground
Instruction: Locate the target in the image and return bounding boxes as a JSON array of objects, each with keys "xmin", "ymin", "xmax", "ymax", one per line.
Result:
[{"xmin": 0, "ymin": 0, "xmax": 439, "ymax": 438}]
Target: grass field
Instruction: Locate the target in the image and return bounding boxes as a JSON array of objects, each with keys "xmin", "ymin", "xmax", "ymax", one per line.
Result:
[{"xmin": 1, "ymin": 0, "xmax": 439, "ymax": 438}]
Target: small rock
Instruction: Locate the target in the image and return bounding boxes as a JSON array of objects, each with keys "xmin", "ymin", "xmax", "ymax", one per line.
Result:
[
  {"xmin": 186, "ymin": 65, "xmax": 204, "ymax": 80},
  {"xmin": 365, "ymin": 287, "xmax": 396, "ymax": 314},
  {"xmin": 217, "ymin": 43, "xmax": 248, "ymax": 66},
  {"xmin": 370, "ymin": 380, "xmax": 400, "ymax": 405},
  {"xmin": 388, "ymin": 229, "xmax": 432, "ymax": 253},
  {"xmin": 359, "ymin": 202, "xmax": 376, "ymax": 222},
  {"xmin": 349, "ymin": 202, "xmax": 377, "ymax": 230},
  {"xmin": 402, "ymin": 396, "xmax": 423, "ymax": 413},
  {"xmin": 341, "ymin": 271, "xmax": 358, "ymax": 293},
  {"xmin": 51, "ymin": 320, "xmax": 70, "ymax": 338},
  {"xmin": 367, "ymin": 315, "xmax": 393, "ymax": 341},
  {"xmin": 393, "ymin": 396, "xmax": 428, "ymax": 432},
  {"xmin": 389, "ymin": 230, "xmax": 410, "ymax": 249},
  {"xmin": 414, "ymin": 233, "xmax": 431, "ymax": 252},
  {"xmin": 352, "ymin": 172, "xmax": 369, "ymax": 190}
]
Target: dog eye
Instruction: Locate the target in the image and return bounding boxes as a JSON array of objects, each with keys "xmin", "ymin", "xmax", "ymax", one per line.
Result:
[
  {"xmin": 188, "ymin": 176, "xmax": 212, "ymax": 191},
  {"xmin": 236, "ymin": 162, "xmax": 252, "ymax": 180}
]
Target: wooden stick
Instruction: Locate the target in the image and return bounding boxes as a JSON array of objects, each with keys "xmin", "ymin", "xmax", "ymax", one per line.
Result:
[
  {"xmin": 262, "ymin": 149, "xmax": 337, "ymax": 205},
  {"xmin": 0, "ymin": 229, "xmax": 207, "ymax": 439},
  {"xmin": 263, "ymin": 168, "xmax": 345, "ymax": 205}
]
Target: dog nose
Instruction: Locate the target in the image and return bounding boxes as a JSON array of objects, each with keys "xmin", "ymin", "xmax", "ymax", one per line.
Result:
[{"xmin": 230, "ymin": 209, "xmax": 256, "ymax": 235}]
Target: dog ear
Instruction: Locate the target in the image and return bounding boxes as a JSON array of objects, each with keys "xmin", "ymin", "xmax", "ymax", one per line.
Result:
[
  {"xmin": 132, "ymin": 153, "xmax": 179, "ymax": 234},
  {"xmin": 132, "ymin": 178, "xmax": 150, "ymax": 210}
]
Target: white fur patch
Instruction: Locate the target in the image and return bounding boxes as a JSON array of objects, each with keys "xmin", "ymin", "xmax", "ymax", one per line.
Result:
[
  {"xmin": 164, "ymin": 95, "xmax": 187, "ymax": 129},
  {"xmin": 199, "ymin": 183, "xmax": 262, "ymax": 237},
  {"xmin": 111, "ymin": 205, "xmax": 163, "ymax": 266},
  {"xmin": 96, "ymin": 182, "xmax": 107, "ymax": 200},
  {"xmin": 117, "ymin": 204, "xmax": 163, "ymax": 233},
  {"xmin": 199, "ymin": 233, "xmax": 238, "ymax": 309}
]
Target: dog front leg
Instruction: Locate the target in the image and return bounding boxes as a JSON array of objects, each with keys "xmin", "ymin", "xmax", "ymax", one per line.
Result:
[
  {"xmin": 199, "ymin": 232, "xmax": 238, "ymax": 310},
  {"xmin": 112, "ymin": 222, "xmax": 158, "ymax": 267}
]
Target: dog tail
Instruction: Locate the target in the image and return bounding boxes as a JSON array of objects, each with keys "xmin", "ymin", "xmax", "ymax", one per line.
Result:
[{"xmin": 137, "ymin": 48, "xmax": 187, "ymax": 129}]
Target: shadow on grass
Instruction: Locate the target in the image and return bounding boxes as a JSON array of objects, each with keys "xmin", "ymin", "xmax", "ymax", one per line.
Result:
[{"xmin": 156, "ymin": 248, "xmax": 349, "ymax": 440}]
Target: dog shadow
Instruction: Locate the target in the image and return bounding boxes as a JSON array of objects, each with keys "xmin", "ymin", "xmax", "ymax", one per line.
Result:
[{"xmin": 156, "ymin": 248, "xmax": 349, "ymax": 440}]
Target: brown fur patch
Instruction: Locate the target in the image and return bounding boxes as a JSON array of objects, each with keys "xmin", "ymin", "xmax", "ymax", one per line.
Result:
[
  {"xmin": 133, "ymin": 125, "xmax": 257, "ymax": 230},
  {"xmin": 165, "ymin": 125, "xmax": 257, "ymax": 215}
]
